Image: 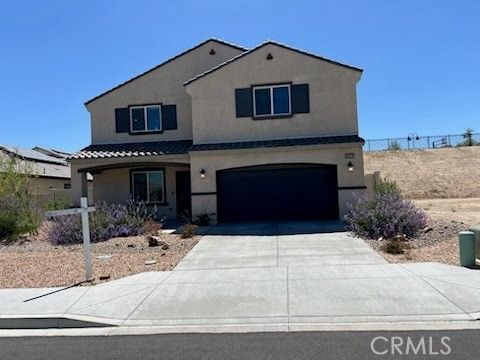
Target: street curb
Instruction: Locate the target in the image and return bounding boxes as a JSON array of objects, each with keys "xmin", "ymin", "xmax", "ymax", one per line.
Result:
[
  {"xmin": 1, "ymin": 320, "xmax": 480, "ymax": 337},
  {"xmin": 0, "ymin": 315, "xmax": 117, "ymax": 330}
]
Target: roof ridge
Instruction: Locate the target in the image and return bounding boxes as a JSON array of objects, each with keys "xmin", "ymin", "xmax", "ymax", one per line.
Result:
[
  {"xmin": 84, "ymin": 38, "xmax": 247, "ymax": 106},
  {"xmin": 184, "ymin": 40, "xmax": 362, "ymax": 86}
]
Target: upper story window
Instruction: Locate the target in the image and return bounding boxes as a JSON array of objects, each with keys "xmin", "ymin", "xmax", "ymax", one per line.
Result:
[
  {"xmin": 130, "ymin": 105, "xmax": 162, "ymax": 133},
  {"xmin": 253, "ymin": 84, "xmax": 291, "ymax": 117}
]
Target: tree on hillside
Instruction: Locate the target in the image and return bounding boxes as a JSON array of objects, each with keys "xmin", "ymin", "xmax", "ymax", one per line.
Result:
[
  {"xmin": 387, "ymin": 139, "xmax": 401, "ymax": 151},
  {"xmin": 462, "ymin": 128, "xmax": 475, "ymax": 146}
]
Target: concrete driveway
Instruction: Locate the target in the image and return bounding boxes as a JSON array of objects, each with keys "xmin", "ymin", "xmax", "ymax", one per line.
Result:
[
  {"xmin": 2, "ymin": 221, "xmax": 480, "ymax": 333},
  {"xmin": 177, "ymin": 221, "xmax": 386, "ymax": 270}
]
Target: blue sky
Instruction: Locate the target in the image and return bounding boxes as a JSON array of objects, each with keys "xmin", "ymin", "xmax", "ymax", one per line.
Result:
[{"xmin": 0, "ymin": 0, "xmax": 478, "ymax": 152}]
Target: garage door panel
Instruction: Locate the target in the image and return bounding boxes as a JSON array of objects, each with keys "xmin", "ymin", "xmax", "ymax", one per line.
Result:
[{"xmin": 217, "ymin": 165, "xmax": 339, "ymax": 222}]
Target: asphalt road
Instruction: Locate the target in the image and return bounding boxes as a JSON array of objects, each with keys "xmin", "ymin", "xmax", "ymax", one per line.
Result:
[{"xmin": 1, "ymin": 330, "xmax": 480, "ymax": 360}]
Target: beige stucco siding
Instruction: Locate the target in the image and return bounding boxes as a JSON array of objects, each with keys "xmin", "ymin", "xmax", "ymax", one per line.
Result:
[
  {"xmin": 186, "ymin": 43, "xmax": 362, "ymax": 144},
  {"xmin": 189, "ymin": 144, "xmax": 365, "ymax": 221},
  {"xmin": 86, "ymin": 41, "xmax": 243, "ymax": 145},
  {"xmin": 29, "ymin": 177, "xmax": 70, "ymax": 195}
]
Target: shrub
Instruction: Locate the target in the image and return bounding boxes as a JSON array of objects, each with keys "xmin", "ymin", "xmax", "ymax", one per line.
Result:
[
  {"xmin": 0, "ymin": 208, "xmax": 18, "ymax": 241},
  {"xmin": 374, "ymin": 178, "xmax": 401, "ymax": 196},
  {"xmin": 45, "ymin": 195, "xmax": 72, "ymax": 211},
  {"xmin": 180, "ymin": 223, "xmax": 198, "ymax": 238},
  {"xmin": 388, "ymin": 140, "xmax": 402, "ymax": 151},
  {"xmin": 142, "ymin": 219, "xmax": 163, "ymax": 235},
  {"xmin": 49, "ymin": 200, "xmax": 152, "ymax": 245},
  {"xmin": 382, "ymin": 238, "xmax": 410, "ymax": 254},
  {"xmin": 0, "ymin": 154, "xmax": 41, "ymax": 240},
  {"xmin": 193, "ymin": 213, "xmax": 211, "ymax": 226},
  {"xmin": 345, "ymin": 192, "xmax": 428, "ymax": 239}
]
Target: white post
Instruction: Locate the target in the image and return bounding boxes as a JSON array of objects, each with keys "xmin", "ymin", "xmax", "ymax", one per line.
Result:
[{"xmin": 80, "ymin": 197, "xmax": 93, "ymax": 280}]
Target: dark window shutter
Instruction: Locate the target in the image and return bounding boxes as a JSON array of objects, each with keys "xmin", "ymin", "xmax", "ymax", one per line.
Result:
[
  {"xmin": 235, "ymin": 88, "xmax": 253, "ymax": 117},
  {"xmin": 162, "ymin": 105, "xmax": 177, "ymax": 130},
  {"xmin": 115, "ymin": 108, "xmax": 130, "ymax": 132},
  {"xmin": 291, "ymin": 84, "xmax": 310, "ymax": 114}
]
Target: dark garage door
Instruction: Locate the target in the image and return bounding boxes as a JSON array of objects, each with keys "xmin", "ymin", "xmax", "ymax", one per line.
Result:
[{"xmin": 216, "ymin": 164, "xmax": 339, "ymax": 222}]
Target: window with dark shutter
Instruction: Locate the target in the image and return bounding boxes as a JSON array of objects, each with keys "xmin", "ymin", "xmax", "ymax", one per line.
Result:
[
  {"xmin": 115, "ymin": 108, "xmax": 130, "ymax": 133},
  {"xmin": 235, "ymin": 88, "xmax": 253, "ymax": 117},
  {"xmin": 291, "ymin": 84, "xmax": 310, "ymax": 114},
  {"xmin": 162, "ymin": 105, "xmax": 177, "ymax": 130}
]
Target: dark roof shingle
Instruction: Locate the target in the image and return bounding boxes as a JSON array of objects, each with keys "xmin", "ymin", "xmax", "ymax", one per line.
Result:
[{"xmin": 190, "ymin": 135, "xmax": 364, "ymax": 151}]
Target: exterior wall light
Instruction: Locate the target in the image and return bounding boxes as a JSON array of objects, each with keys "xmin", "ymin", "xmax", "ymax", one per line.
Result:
[
  {"xmin": 347, "ymin": 161, "xmax": 354, "ymax": 172},
  {"xmin": 200, "ymin": 169, "xmax": 206, "ymax": 179}
]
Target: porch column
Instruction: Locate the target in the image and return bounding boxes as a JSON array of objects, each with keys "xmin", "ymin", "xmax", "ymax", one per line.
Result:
[{"xmin": 80, "ymin": 171, "xmax": 88, "ymax": 198}]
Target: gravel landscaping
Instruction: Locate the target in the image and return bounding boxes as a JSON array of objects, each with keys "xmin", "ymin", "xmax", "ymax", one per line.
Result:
[
  {"xmin": 0, "ymin": 221, "xmax": 200, "ymax": 288},
  {"xmin": 366, "ymin": 198, "xmax": 480, "ymax": 265}
]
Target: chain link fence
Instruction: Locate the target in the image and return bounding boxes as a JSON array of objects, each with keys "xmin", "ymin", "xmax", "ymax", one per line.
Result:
[{"xmin": 363, "ymin": 133, "xmax": 480, "ymax": 152}]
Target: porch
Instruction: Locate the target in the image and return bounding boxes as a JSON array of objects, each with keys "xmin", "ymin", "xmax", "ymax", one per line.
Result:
[{"xmin": 68, "ymin": 141, "xmax": 193, "ymax": 220}]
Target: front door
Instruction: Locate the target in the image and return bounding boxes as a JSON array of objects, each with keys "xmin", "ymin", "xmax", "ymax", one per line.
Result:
[{"xmin": 176, "ymin": 171, "xmax": 191, "ymax": 219}]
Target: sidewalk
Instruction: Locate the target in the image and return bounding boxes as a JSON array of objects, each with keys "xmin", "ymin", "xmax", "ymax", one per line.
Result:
[{"xmin": 1, "ymin": 223, "xmax": 480, "ymax": 335}]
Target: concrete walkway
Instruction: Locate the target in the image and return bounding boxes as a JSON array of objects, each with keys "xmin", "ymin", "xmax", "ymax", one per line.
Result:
[{"xmin": 1, "ymin": 222, "xmax": 480, "ymax": 333}]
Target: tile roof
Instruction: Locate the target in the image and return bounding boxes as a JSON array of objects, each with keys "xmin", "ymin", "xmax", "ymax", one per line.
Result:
[
  {"xmin": 68, "ymin": 140, "xmax": 193, "ymax": 159},
  {"xmin": 189, "ymin": 135, "xmax": 364, "ymax": 151},
  {"xmin": 69, "ymin": 136, "xmax": 364, "ymax": 160},
  {"xmin": 184, "ymin": 40, "xmax": 363, "ymax": 86}
]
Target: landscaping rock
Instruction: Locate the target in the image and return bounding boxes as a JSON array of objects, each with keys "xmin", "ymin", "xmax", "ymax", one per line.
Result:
[
  {"xmin": 148, "ymin": 236, "xmax": 169, "ymax": 250},
  {"xmin": 145, "ymin": 260, "xmax": 157, "ymax": 265},
  {"xmin": 127, "ymin": 244, "xmax": 135, "ymax": 248},
  {"xmin": 99, "ymin": 275, "xmax": 110, "ymax": 280},
  {"xmin": 96, "ymin": 254, "xmax": 113, "ymax": 260},
  {"xmin": 424, "ymin": 226, "xmax": 433, "ymax": 233}
]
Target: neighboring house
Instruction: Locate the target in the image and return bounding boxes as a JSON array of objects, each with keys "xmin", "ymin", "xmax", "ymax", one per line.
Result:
[
  {"xmin": 70, "ymin": 38, "xmax": 365, "ymax": 223},
  {"xmin": 0, "ymin": 145, "xmax": 91, "ymax": 206}
]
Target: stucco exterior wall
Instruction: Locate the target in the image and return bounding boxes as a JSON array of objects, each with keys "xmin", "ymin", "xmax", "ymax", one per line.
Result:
[
  {"xmin": 189, "ymin": 144, "xmax": 365, "ymax": 221},
  {"xmin": 92, "ymin": 165, "xmax": 187, "ymax": 219},
  {"xmin": 29, "ymin": 177, "xmax": 70, "ymax": 195},
  {"xmin": 186, "ymin": 43, "xmax": 362, "ymax": 144},
  {"xmin": 86, "ymin": 41, "xmax": 244, "ymax": 145}
]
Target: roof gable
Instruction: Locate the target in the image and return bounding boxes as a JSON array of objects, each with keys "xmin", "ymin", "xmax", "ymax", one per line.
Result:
[
  {"xmin": 84, "ymin": 38, "xmax": 247, "ymax": 106},
  {"xmin": 184, "ymin": 41, "xmax": 362, "ymax": 86}
]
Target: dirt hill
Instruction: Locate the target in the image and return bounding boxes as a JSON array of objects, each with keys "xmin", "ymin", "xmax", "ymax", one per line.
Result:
[{"xmin": 364, "ymin": 146, "xmax": 480, "ymax": 199}]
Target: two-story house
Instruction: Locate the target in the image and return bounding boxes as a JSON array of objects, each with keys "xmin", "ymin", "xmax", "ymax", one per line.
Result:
[{"xmin": 70, "ymin": 38, "xmax": 365, "ymax": 223}]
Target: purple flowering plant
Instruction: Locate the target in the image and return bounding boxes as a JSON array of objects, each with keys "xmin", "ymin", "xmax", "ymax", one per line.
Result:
[
  {"xmin": 344, "ymin": 191, "xmax": 428, "ymax": 239},
  {"xmin": 49, "ymin": 199, "xmax": 152, "ymax": 245}
]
